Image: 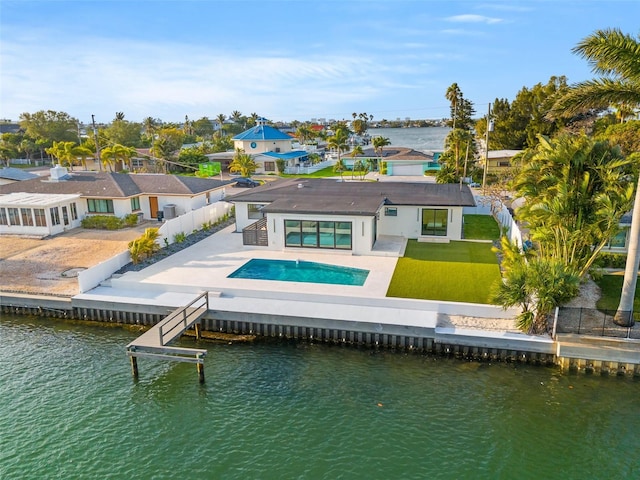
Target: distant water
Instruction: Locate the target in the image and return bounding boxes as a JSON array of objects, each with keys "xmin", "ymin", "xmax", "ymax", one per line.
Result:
[
  {"xmin": 2, "ymin": 313, "xmax": 639, "ymax": 479},
  {"xmin": 369, "ymin": 127, "xmax": 450, "ymax": 152}
]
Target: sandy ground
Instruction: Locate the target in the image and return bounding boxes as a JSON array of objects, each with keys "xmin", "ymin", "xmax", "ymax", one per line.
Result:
[{"xmin": 0, "ymin": 223, "xmax": 154, "ymax": 296}]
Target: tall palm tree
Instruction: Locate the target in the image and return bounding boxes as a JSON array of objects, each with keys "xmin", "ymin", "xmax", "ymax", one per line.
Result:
[
  {"xmin": 327, "ymin": 128, "xmax": 349, "ymax": 167},
  {"xmin": 216, "ymin": 113, "xmax": 227, "ymax": 136},
  {"xmin": 446, "ymin": 83, "xmax": 462, "ymax": 129},
  {"xmin": 72, "ymin": 145, "xmax": 94, "ymax": 170},
  {"xmin": 551, "ymin": 29, "xmax": 640, "ymax": 326},
  {"xmin": 45, "ymin": 141, "xmax": 76, "ymax": 170},
  {"xmin": 372, "ymin": 136, "xmax": 391, "ymax": 172},
  {"xmin": 349, "ymin": 145, "xmax": 364, "ymax": 180}
]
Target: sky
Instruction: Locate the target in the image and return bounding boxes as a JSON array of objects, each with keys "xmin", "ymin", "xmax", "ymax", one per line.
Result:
[{"xmin": 1, "ymin": 0, "xmax": 639, "ymax": 125}]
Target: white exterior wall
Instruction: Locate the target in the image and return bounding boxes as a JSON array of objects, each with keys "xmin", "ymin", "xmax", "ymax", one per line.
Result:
[
  {"xmin": 267, "ymin": 212, "xmax": 375, "ymax": 255},
  {"xmin": 377, "ymin": 206, "xmax": 464, "ymax": 240},
  {"xmin": 234, "ymin": 139, "xmax": 292, "ymax": 154},
  {"xmin": 0, "ymin": 194, "xmax": 84, "ymax": 236}
]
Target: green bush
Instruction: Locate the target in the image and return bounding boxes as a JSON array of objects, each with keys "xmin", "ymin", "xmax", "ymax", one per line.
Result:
[
  {"xmin": 128, "ymin": 228, "xmax": 160, "ymax": 264},
  {"xmin": 174, "ymin": 232, "xmax": 187, "ymax": 243},
  {"xmin": 124, "ymin": 214, "xmax": 139, "ymax": 227},
  {"xmin": 594, "ymin": 252, "xmax": 627, "ymax": 269},
  {"xmin": 81, "ymin": 215, "xmax": 124, "ymax": 230}
]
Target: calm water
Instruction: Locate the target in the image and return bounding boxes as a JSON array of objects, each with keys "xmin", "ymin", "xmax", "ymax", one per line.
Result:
[
  {"xmin": 228, "ymin": 259, "xmax": 369, "ymax": 286},
  {"xmin": 2, "ymin": 313, "xmax": 639, "ymax": 479},
  {"xmin": 369, "ymin": 126, "xmax": 450, "ymax": 152}
]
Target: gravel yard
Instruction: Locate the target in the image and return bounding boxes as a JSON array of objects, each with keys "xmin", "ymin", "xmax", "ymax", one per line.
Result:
[{"xmin": 0, "ymin": 223, "xmax": 154, "ymax": 296}]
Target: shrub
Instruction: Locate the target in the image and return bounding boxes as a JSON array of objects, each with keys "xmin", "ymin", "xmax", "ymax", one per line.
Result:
[
  {"xmin": 128, "ymin": 228, "xmax": 160, "ymax": 264},
  {"xmin": 594, "ymin": 252, "xmax": 627, "ymax": 269},
  {"xmin": 174, "ymin": 232, "xmax": 187, "ymax": 243},
  {"xmin": 124, "ymin": 214, "xmax": 139, "ymax": 227},
  {"xmin": 81, "ymin": 215, "xmax": 124, "ymax": 230}
]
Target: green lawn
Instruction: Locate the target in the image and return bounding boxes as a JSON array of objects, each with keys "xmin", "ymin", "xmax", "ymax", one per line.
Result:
[
  {"xmin": 463, "ymin": 214, "xmax": 500, "ymax": 240},
  {"xmin": 594, "ymin": 274, "xmax": 640, "ymax": 312},
  {"xmin": 279, "ymin": 166, "xmax": 368, "ymax": 179},
  {"xmin": 387, "ymin": 240, "xmax": 501, "ymax": 304}
]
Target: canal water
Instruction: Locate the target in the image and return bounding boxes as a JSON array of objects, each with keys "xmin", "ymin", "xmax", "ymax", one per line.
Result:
[
  {"xmin": 368, "ymin": 126, "xmax": 450, "ymax": 152},
  {"xmin": 1, "ymin": 313, "xmax": 639, "ymax": 479}
]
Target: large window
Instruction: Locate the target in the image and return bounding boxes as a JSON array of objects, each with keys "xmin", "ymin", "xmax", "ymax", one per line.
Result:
[
  {"xmin": 34, "ymin": 209, "xmax": 47, "ymax": 227},
  {"xmin": 130, "ymin": 197, "xmax": 141, "ymax": 211},
  {"xmin": 87, "ymin": 198, "xmax": 114, "ymax": 213},
  {"xmin": 248, "ymin": 204, "xmax": 265, "ymax": 220},
  {"xmin": 50, "ymin": 207, "xmax": 60, "ymax": 226},
  {"xmin": 8, "ymin": 208, "xmax": 20, "ymax": 226},
  {"xmin": 421, "ymin": 209, "xmax": 448, "ymax": 236},
  {"xmin": 285, "ymin": 219, "xmax": 352, "ymax": 250},
  {"xmin": 21, "ymin": 208, "xmax": 34, "ymax": 226},
  {"xmin": 70, "ymin": 202, "xmax": 78, "ymax": 220},
  {"xmin": 264, "ymin": 161, "xmax": 276, "ymax": 172},
  {"xmin": 0, "ymin": 208, "xmax": 7, "ymax": 225}
]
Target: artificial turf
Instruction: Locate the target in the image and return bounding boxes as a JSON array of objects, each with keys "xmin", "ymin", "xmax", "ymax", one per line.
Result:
[
  {"xmin": 594, "ymin": 274, "xmax": 640, "ymax": 312},
  {"xmin": 462, "ymin": 214, "xmax": 500, "ymax": 240},
  {"xmin": 386, "ymin": 240, "xmax": 501, "ymax": 304}
]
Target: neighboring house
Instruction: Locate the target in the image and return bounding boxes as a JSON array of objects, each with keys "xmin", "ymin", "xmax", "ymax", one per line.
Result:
[
  {"xmin": 230, "ymin": 178, "xmax": 475, "ymax": 255},
  {"xmin": 0, "ymin": 165, "xmax": 232, "ymax": 236},
  {"xmin": 343, "ymin": 147, "xmax": 441, "ymax": 176},
  {"xmin": 480, "ymin": 150, "xmax": 523, "ymax": 174},
  {"xmin": 232, "ymin": 118, "xmax": 309, "ymax": 174},
  {"xmin": 0, "ymin": 192, "xmax": 82, "ymax": 236},
  {"xmin": 0, "ymin": 167, "xmax": 40, "ymax": 185}
]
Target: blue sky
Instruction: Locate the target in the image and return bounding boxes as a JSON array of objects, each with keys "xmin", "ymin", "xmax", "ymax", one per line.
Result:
[{"xmin": 1, "ymin": 0, "xmax": 639, "ymax": 125}]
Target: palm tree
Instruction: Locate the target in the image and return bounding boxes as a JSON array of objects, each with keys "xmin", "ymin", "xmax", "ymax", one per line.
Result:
[
  {"xmin": 446, "ymin": 83, "xmax": 462, "ymax": 129},
  {"xmin": 327, "ymin": 128, "xmax": 349, "ymax": 166},
  {"xmin": 231, "ymin": 110, "xmax": 242, "ymax": 123},
  {"xmin": 72, "ymin": 145, "xmax": 94, "ymax": 170},
  {"xmin": 216, "ymin": 113, "xmax": 226, "ymax": 136},
  {"xmin": 372, "ymin": 136, "xmax": 391, "ymax": 172},
  {"xmin": 101, "ymin": 144, "xmax": 136, "ymax": 171},
  {"xmin": 333, "ymin": 157, "xmax": 346, "ymax": 181},
  {"xmin": 550, "ymin": 29, "xmax": 640, "ymax": 326},
  {"xmin": 350, "ymin": 145, "xmax": 364, "ymax": 179},
  {"xmin": 229, "ymin": 148, "xmax": 257, "ymax": 177},
  {"xmin": 45, "ymin": 141, "xmax": 76, "ymax": 170}
]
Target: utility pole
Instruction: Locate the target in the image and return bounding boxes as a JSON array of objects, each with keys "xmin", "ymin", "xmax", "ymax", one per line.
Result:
[
  {"xmin": 91, "ymin": 114, "xmax": 101, "ymax": 172},
  {"xmin": 481, "ymin": 103, "xmax": 492, "ymax": 194}
]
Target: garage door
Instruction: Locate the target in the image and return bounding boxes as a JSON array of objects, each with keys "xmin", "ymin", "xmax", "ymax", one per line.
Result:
[{"xmin": 389, "ymin": 163, "xmax": 424, "ymax": 176}]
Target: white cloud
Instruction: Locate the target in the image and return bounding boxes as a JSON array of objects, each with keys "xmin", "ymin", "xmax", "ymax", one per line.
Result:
[{"xmin": 445, "ymin": 14, "xmax": 503, "ymax": 24}]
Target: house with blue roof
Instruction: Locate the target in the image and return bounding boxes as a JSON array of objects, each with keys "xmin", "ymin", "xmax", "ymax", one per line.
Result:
[{"xmin": 232, "ymin": 118, "xmax": 310, "ymax": 174}]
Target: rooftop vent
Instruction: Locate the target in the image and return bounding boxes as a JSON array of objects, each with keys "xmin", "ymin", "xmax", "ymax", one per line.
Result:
[{"xmin": 49, "ymin": 164, "xmax": 70, "ymax": 182}]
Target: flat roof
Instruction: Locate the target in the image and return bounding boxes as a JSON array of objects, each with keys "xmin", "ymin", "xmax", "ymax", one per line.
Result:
[
  {"xmin": 230, "ymin": 178, "xmax": 475, "ymax": 215},
  {"xmin": 0, "ymin": 192, "xmax": 81, "ymax": 207}
]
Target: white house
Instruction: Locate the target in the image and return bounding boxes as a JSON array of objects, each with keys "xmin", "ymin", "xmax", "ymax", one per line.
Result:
[
  {"xmin": 230, "ymin": 178, "xmax": 476, "ymax": 255},
  {"xmin": 0, "ymin": 165, "xmax": 233, "ymax": 236}
]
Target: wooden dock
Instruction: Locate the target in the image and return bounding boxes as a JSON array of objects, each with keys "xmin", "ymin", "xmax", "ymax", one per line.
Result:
[{"xmin": 126, "ymin": 291, "xmax": 210, "ymax": 382}]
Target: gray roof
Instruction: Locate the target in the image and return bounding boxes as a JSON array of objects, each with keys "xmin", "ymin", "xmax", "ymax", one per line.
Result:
[
  {"xmin": 230, "ymin": 178, "xmax": 475, "ymax": 216},
  {"xmin": 0, "ymin": 167, "xmax": 40, "ymax": 181},
  {"xmin": 0, "ymin": 171, "xmax": 232, "ymax": 198}
]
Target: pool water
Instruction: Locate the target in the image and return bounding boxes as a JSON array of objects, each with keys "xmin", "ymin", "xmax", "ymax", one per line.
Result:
[{"xmin": 228, "ymin": 258, "xmax": 369, "ymax": 286}]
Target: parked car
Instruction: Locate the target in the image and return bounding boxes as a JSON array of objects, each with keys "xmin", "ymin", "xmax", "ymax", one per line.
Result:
[{"xmin": 233, "ymin": 177, "xmax": 260, "ymax": 188}]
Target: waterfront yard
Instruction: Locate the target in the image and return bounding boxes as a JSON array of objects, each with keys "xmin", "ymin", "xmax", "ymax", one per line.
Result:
[
  {"xmin": 595, "ymin": 273, "xmax": 640, "ymax": 314},
  {"xmin": 386, "ymin": 240, "xmax": 501, "ymax": 304}
]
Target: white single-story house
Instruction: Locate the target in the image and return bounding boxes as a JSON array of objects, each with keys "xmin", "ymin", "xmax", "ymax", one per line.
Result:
[
  {"xmin": 230, "ymin": 178, "xmax": 476, "ymax": 255},
  {"xmin": 0, "ymin": 165, "xmax": 233, "ymax": 236},
  {"xmin": 343, "ymin": 147, "xmax": 441, "ymax": 176},
  {"xmin": 232, "ymin": 118, "xmax": 310, "ymax": 174}
]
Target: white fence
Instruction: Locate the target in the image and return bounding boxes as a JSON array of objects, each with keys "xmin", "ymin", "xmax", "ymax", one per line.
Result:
[
  {"xmin": 158, "ymin": 201, "xmax": 233, "ymax": 246},
  {"xmin": 77, "ymin": 201, "xmax": 233, "ymax": 293},
  {"xmin": 78, "ymin": 250, "xmax": 131, "ymax": 293},
  {"xmin": 284, "ymin": 159, "xmax": 334, "ymax": 175},
  {"xmin": 464, "ymin": 195, "xmax": 525, "ymax": 247}
]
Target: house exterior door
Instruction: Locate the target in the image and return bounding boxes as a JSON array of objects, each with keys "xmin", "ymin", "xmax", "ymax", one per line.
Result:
[{"xmin": 149, "ymin": 196, "xmax": 158, "ymax": 218}]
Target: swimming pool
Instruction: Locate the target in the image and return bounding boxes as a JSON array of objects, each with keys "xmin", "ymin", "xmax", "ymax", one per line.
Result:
[{"xmin": 228, "ymin": 259, "xmax": 369, "ymax": 286}]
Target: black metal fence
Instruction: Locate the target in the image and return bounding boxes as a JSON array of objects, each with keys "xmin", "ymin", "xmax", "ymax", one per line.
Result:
[{"xmin": 556, "ymin": 307, "xmax": 639, "ymax": 339}]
